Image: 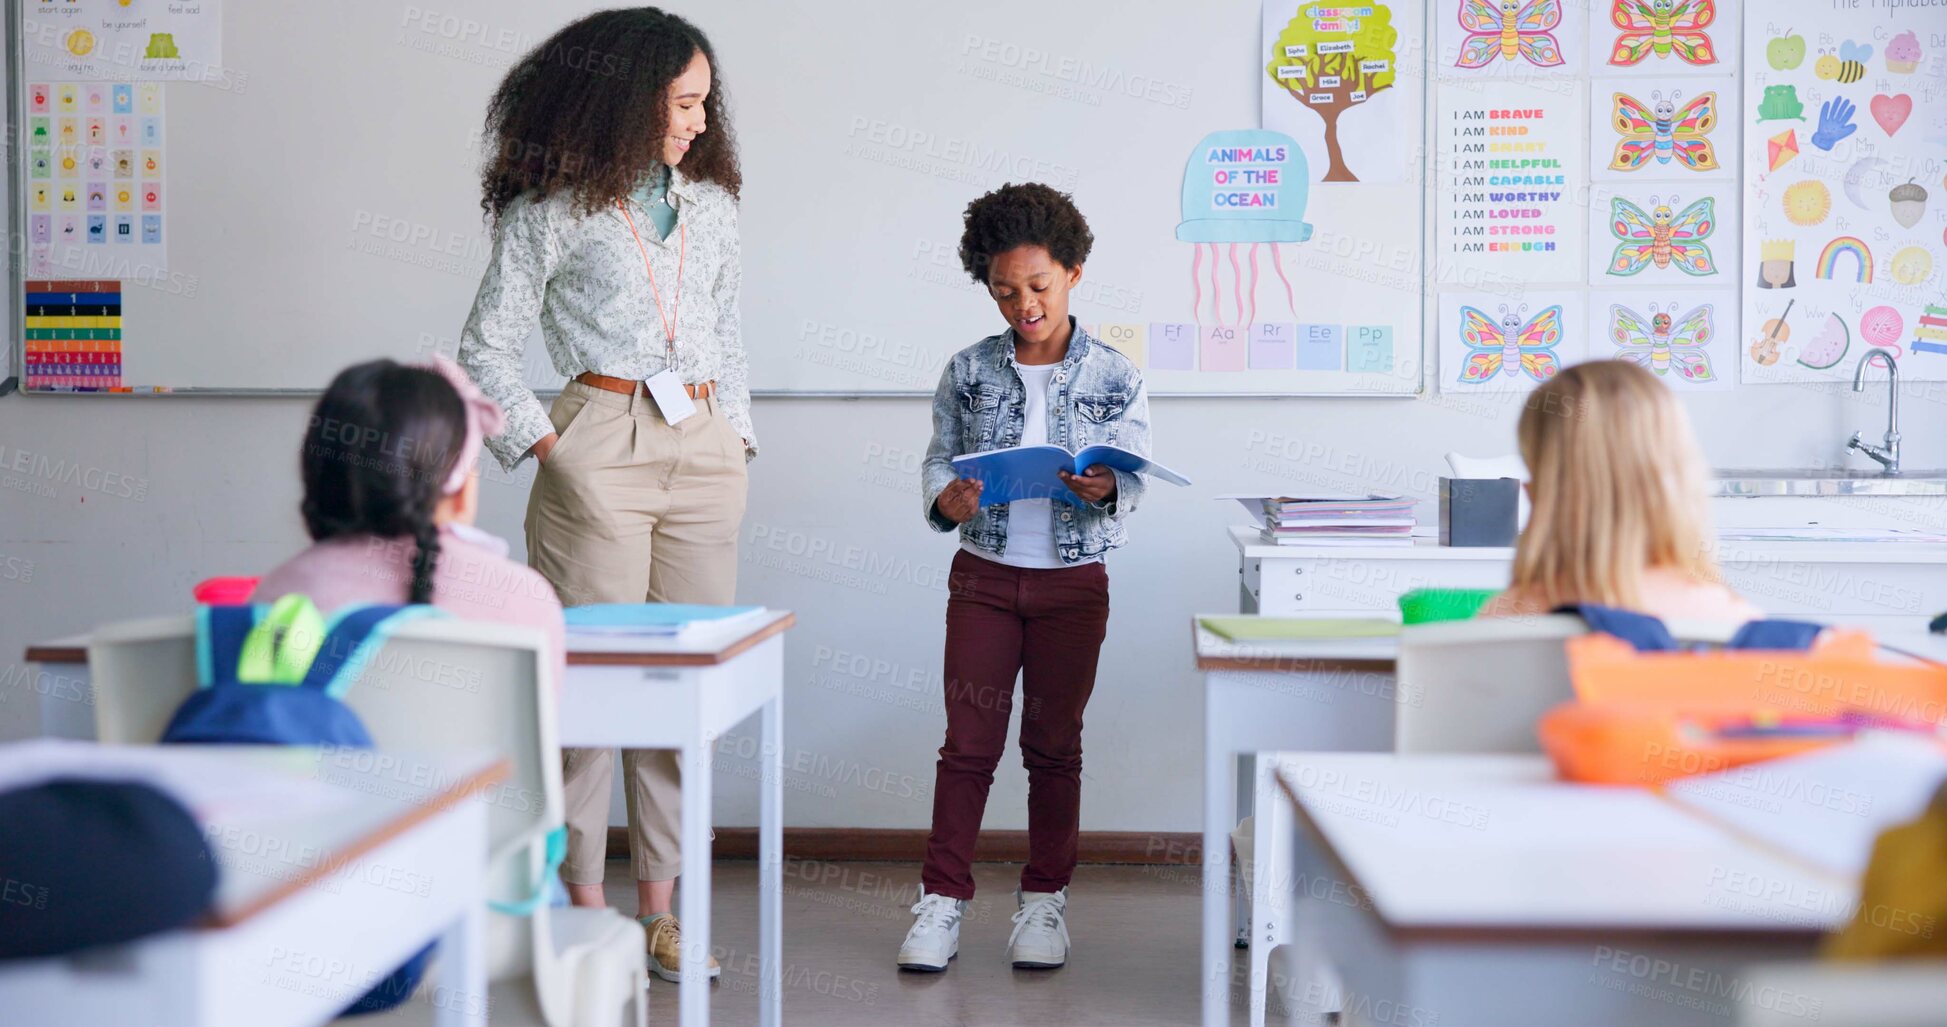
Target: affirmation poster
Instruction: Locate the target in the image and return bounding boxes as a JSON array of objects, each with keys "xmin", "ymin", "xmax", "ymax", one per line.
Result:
[
  {"xmin": 1436, "ymin": 81, "xmax": 1587, "ymax": 287},
  {"xmin": 22, "ymin": 0, "xmax": 223, "ymax": 81},
  {"xmin": 24, "ymin": 81, "xmax": 169, "ymax": 277},
  {"xmin": 1740, "ymin": 4, "xmax": 1947, "ymax": 383}
]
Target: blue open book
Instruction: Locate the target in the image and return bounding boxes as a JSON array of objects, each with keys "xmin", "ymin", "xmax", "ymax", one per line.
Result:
[
  {"xmin": 564, "ymin": 603, "xmax": 767, "ymax": 637},
  {"xmin": 950, "ymin": 444, "xmax": 1191, "ymax": 507}
]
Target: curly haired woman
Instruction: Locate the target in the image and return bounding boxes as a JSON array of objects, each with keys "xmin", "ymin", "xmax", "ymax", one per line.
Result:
[{"xmin": 456, "ymin": 7, "xmax": 752, "ymax": 983}]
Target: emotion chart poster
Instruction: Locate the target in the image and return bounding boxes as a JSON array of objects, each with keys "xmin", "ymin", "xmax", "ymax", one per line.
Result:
[
  {"xmin": 1741, "ymin": 1, "xmax": 1947, "ymax": 384},
  {"xmin": 22, "ymin": 0, "xmax": 224, "ymax": 81},
  {"xmin": 24, "ymin": 81, "xmax": 168, "ymax": 278}
]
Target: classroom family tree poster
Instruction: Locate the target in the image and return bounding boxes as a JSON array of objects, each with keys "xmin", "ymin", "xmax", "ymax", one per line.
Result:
[
  {"xmin": 1125, "ymin": 0, "xmax": 1426, "ymax": 393},
  {"xmin": 1741, "ymin": 2, "xmax": 1947, "ymax": 384},
  {"xmin": 23, "ymin": 0, "xmax": 223, "ymax": 81}
]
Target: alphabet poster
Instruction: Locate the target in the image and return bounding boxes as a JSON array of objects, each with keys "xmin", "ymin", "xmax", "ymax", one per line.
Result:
[
  {"xmin": 23, "ymin": 81, "xmax": 169, "ymax": 277},
  {"xmin": 1740, "ymin": 2, "xmax": 1947, "ymax": 383}
]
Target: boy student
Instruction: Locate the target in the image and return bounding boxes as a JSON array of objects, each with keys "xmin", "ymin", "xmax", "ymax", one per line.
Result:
[{"xmin": 898, "ymin": 183, "xmax": 1153, "ymax": 972}]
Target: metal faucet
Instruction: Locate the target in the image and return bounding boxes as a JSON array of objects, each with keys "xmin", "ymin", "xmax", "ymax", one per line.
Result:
[{"xmin": 1848, "ymin": 348, "xmax": 1900, "ymax": 475}]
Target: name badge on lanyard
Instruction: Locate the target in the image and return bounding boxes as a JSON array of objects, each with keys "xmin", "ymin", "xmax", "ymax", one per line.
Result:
[{"xmin": 619, "ymin": 202, "xmax": 694, "ymax": 426}]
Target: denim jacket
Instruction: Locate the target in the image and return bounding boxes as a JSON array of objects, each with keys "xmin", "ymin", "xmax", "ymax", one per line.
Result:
[{"xmin": 921, "ymin": 320, "xmax": 1151, "ymax": 564}]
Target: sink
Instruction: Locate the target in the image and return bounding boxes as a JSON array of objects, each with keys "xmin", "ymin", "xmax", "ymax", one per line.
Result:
[{"xmin": 1712, "ymin": 469, "xmax": 1947, "ymax": 497}]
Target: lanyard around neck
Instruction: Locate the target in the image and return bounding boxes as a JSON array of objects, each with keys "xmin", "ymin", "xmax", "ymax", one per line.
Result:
[{"xmin": 617, "ymin": 201, "xmax": 685, "ymax": 356}]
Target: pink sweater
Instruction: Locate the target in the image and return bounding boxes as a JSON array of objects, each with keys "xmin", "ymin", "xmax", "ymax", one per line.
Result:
[{"xmin": 251, "ymin": 525, "xmax": 566, "ymax": 689}]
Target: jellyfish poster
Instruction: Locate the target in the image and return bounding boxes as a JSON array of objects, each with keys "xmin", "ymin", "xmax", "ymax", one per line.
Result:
[
  {"xmin": 1438, "ymin": 290, "xmax": 1586, "ymax": 393},
  {"xmin": 1174, "ymin": 129, "xmax": 1315, "ymax": 360}
]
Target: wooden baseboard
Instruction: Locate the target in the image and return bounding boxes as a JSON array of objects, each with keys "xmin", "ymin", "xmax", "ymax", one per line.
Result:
[{"xmin": 606, "ymin": 827, "xmax": 1202, "ymax": 864}]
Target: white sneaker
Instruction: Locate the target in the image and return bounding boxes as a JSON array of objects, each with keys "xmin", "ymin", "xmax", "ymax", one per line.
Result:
[
  {"xmin": 897, "ymin": 887, "xmax": 966, "ymax": 972},
  {"xmin": 1008, "ymin": 887, "xmax": 1070, "ymax": 969}
]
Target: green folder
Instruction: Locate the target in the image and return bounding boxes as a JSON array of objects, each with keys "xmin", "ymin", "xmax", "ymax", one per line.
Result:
[{"xmin": 1198, "ymin": 616, "xmax": 1401, "ymax": 642}]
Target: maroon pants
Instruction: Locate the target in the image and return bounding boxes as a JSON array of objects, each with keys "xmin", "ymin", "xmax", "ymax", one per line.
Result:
[{"xmin": 921, "ymin": 549, "xmax": 1111, "ymax": 900}]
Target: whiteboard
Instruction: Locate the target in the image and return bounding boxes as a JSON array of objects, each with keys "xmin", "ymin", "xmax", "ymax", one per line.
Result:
[{"xmin": 9, "ymin": 0, "xmax": 1428, "ymax": 395}]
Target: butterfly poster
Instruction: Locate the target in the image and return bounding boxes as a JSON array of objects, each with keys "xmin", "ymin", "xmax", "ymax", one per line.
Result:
[
  {"xmin": 1591, "ymin": 76, "xmax": 1737, "ymax": 180},
  {"xmin": 1439, "ymin": 291, "xmax": 1586, "ymax": 393},
  {"xmin": 1438, "ymin": 0, "xmax": 1584, "ymax": 77},
  {"xmin": 1587, "ymin": 289, "xmax": 1736, "ymax": 390},
  {"xmin": 1584, "ymin": 183, "xmax": 1740, "ymax": 285},
  {"xmin": 1589, "ymin": 0, "xmax": 1738, "ymax": 74}
]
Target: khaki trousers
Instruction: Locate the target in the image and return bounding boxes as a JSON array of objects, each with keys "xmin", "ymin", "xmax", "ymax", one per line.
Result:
[{"xmin": 527, "ymin": 379, "xmax": 747, "ymax": 883}]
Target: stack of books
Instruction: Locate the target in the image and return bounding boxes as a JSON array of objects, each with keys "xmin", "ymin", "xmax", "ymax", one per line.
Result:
[{"xmin": 1234, "ymin": 495, "xmax": 1417, "ymax": 546}]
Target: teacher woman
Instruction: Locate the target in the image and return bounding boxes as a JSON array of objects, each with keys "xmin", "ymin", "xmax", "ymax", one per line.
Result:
[{"xmin": 458, "ymin": 8, "xmax": 751, "ymax": 983}]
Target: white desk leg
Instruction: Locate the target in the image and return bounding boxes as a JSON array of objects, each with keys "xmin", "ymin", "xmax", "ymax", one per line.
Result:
[
  {"xmin": 1233, "ymin": 751, "xmax": 1253, "ymax": 948},
  {"xmin": 435, "ymin": 903, "xmax": 487, "ymax": 1027},
  {"xmin": 759, "ymin": 695, "xmax": 783, "ymax": 1027},
  {"xmin": 1203, "ymin": 682, "xmax": 1231, "ymax": 1027},
  {"xmin": 679, "ymin": 737, "xmax": 713, "ymax": 1027}
]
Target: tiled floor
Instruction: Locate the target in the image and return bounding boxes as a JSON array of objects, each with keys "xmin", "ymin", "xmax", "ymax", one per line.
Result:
[{"xmin": 370, "ymin": 858, "xmax": 1289, "ymax": 1026}]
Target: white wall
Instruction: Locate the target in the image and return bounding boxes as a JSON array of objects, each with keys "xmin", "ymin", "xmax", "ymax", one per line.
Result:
[{"xmin": 1, "ymin": 378, "xmax": 1931, "ymax": 831}]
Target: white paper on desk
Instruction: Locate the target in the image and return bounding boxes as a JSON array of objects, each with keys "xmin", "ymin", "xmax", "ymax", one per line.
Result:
[{"xmin": 1662, "ymin": 735, "xmax": 1947, "ymax": 878}]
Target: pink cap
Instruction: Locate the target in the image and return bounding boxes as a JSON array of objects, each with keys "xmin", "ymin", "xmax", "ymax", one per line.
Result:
[{"xmin": 418, "ymin": 355, "xmax": 505, "ymax": 495}]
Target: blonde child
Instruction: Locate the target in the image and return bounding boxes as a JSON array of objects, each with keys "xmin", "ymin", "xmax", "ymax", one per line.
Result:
[{"xmin": 1480, "ymin": 360, "xmax": 1760, "ymax": 621}]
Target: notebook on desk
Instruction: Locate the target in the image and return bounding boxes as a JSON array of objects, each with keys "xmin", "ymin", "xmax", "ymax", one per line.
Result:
[{"xmin": 564, "ymin": 603, "xmax": 770, "ymax": 638}]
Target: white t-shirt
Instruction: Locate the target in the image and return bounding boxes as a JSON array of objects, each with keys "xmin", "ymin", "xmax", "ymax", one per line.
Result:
[{"xmin": 963, "ymin": 360, "xmax": 1100, "ymax": 569}]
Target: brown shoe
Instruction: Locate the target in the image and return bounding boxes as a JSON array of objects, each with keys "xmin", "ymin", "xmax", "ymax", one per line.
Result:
[{"xmin": 641, "ymin": 913, "xmax": 721, "ymax": 983}]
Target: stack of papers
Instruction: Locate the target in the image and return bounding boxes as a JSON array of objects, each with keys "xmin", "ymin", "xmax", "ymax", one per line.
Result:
[
  {"xmin": 1225, "ymin": 494, "xmax": 1417, "ymax": 546},
  {"xmin": 564, "ymin": 603, "xmax": 770, "ymax": 639}
]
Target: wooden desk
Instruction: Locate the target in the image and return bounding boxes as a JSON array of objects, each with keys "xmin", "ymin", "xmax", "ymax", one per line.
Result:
[
  {"xmin": 1193, "ymin": 618, "xmax": 1401, "ymax": 1027},
  {"xmin": 26, "ymin": 609, "xmax": 795, "ymax": 1027},
  {"xmin": 1271, "ymin": 753, "xmax": 1846, "ymax": 1027},
  {"xmin": 0, "ymin": 741, "xmax": 506, "ymax": 1027}
]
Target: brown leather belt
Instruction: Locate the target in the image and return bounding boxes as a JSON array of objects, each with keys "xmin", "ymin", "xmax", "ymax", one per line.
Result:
[{"xmin": 575, "ymin": 371, "xmax": 714, "ymax": 399}]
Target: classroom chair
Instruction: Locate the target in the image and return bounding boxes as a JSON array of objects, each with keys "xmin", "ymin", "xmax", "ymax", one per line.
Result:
[
  {"xmin": 87, "ymin": 613, "xmax": 647, "ymax": 1027},
  {"xmin": 1394, "ymin": 614, "xmax": 1743, "ymax": 753}
]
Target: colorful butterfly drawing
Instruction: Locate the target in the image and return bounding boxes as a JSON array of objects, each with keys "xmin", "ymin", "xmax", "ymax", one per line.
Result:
[
  {"xmin": 1609, "ymin": 301, "xmax": 1716, "ymax": 381},
  {"xmin": 1456, "ymin": 0, "xmax": 1566, "ymax": 69},
  {"xmin": 1608, "ymin": 0, "xmax": 1717, "ymax": 66},
  {"xmin": 1610, "ymin": 89, "xmax": 1719, "ymax": 171},
  {"xmin": 1608, "ymin": 194, "xmax": 1717, "ymax": 276},
  {"xmin": 1458, "ymin": 303, "xmax": 1564, "ymax": 383}
]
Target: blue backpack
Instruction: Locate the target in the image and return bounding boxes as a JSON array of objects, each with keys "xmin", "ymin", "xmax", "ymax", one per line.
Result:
[
  {"xmin": 1555, "ymin": 604, "xmax": 1824, "ymax": 652},
  {"xmin": 163, "ymin": 595, "xmax": 443, "ymax": 1015}
]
